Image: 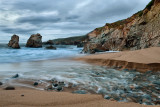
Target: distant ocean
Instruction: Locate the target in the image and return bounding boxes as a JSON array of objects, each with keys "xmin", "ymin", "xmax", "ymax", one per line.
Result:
[{"xmin": 0, "ymin": 43, "xmax": 83, "ymax": 63}]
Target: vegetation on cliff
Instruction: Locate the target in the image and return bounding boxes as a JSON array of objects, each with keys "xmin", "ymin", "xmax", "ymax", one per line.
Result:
[{"xmin": 44, "ymin": 35, "xmax": 88, "ymax": 47}]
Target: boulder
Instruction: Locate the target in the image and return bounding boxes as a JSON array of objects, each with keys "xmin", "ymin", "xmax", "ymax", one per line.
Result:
[
  {"xmin": 26, "ymin": 33, "xmax": 42, "ymax": 48},
  {"xmin": 83, "ymin": 43, "xmax": 107, "ymax": 54},
  {"xmin": 45, "ymin": 45, "xmax": 56, "ymax": 50},
  {"xmin": 8, "ymin": 34, "xmax": 20, "ymax": 49}
]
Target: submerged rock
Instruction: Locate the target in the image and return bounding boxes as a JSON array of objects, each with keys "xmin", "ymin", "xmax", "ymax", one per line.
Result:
[
  {"xmin": 12, "ymin": 74, "xmax": 19, "ymax": 78},
  {"xmin": 5, "ymin": 86, "xmax": 15, "ymax": 90},
  {"xmin": 26, "ymin": 33, "xmax": 42, "ymax": 48},
  {"xmin": 8, "ymin": 34, "xmax": 20, "ymax": 49},
  {"xmin": 45, "ymin": 45, "xmax": 56, "ymax": 50},
  {"xmin": 57, "ymin": 86, "xmax": 63, "ymax": 91},
  {"xmin": 73, "ymin": 90, "xmax": 87, "ymax": 94}
]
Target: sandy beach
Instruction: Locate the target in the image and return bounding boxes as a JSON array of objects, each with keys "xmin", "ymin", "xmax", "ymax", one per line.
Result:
[
  {"xmin": 76, "ymin": 47, "xmax": 160, "ymax": 72},
  {"xmin": 0, "ymin": 88, "xmax": 159, "ymax": 107}
]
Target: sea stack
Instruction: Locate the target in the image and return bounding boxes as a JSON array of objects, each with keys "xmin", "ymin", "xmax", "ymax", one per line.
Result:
[
  {"xmin": 8, "ymin": 34, "xmax": 20, "ymax": 49},
  {"xmin": 26, "ymin": 33, "xmax": 42, "ymax": 48}
]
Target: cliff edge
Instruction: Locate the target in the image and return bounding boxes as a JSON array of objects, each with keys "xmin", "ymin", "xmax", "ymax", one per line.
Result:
[{"xmin": 83, "ymin": 0, "xmax": 160, "ymax": 53}]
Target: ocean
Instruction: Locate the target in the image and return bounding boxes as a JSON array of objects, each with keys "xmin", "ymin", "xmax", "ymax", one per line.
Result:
[{"xmin": 0, "ymin": 43, "xmax": 159, "ymax": 105}]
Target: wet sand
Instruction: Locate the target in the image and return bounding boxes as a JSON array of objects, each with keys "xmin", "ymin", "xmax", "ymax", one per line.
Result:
[
  {"xmin": 0, "ymin": 88, "xmax": 158, "ymax": 107},
  {"xmin": 75, "ymin": 47, "xmax": 160, "ymax": 72}
]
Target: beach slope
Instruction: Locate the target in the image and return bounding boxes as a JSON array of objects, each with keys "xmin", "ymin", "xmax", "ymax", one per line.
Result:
[{"xmin": 76, "ymin": 47, "xmax": 160, "ymax": 72}]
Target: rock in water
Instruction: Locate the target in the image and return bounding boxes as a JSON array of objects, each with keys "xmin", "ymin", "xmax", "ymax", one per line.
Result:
[
  {"xmin": 12, "ymin": 74, "xmax": 19, "ymax": 78},
  {"xmin": 45, "ymin": 45, "xmax": 57, "ymax": 50},
  {"xmin": 8, "ymin": 34, "xmax": 20, "ymax": 49},
  {"xmin": 26, "ymin": 33, "xmax": 42, "ymax": 48}
]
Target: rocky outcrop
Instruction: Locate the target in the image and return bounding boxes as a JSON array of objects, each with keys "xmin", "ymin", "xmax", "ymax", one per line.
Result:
[
  {"xmin": 83, "ymin": 0, "xmax": 160, "ymax": 53},
  {"xmin": 45, "ymin": 45, "xmax": 57, "ymax": 50},
  {"xmin": 26, "ymin": 33, "xmax": 42, "ymax": 48},
  {"xmin": 8, "ymin": 34, "xmax": 20, "ymax": 49}
]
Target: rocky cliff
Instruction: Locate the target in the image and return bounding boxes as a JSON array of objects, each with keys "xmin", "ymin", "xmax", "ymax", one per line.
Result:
[{"xmin": 83, "ymin": 0, "xmax": 160, "ymax": 53}]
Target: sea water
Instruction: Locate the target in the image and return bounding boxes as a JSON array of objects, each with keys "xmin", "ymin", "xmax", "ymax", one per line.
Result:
[
  {"xmin": 0, "ymin": 44, "xmax": 83, "ymax": 63},
  {"xmin": 0, "ymin": 44, "xmax": 159, "ymax": 105}
]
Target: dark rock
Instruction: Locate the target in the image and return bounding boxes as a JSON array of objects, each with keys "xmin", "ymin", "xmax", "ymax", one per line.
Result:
[
  {"xmin": 5, "ymin": 86, "xmax": 15, "ymax": 90},
  {"xmin": 8, "ymin": 34, "xmax": 20, "ymax": 49},
  {"xmin": 33, "ymin": 82, "xmax": 38, "ymax": 86},
  {"xmin": 53, "ymin": 83, "xmax": 58, "ymax": 87},
  {"xmin": 0, "ymin": 82, "xmax": 3, "ymax": 85},
  {"xmin": 57, "ymin": 86, "xmax": 63, "ymax": 91},
  {"xmin": 21, "ymin": 94, "xmax": 24, "ymax": 97},
  {"xmin": 12, "ymin": 74, "xmax": 19, "ymax": 78},
  {"xmin": 26, "ymin": 33, "xmax": 42, "ymax": 48},
  {"xmin": 45, "ymin": 45, "xmax": 56, "ymax": 50}
]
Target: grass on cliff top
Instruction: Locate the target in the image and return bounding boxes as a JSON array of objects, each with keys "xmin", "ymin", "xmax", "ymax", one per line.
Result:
[
  {"xmin": 52, "ymin": 35, "xmax": 87, "ymax": 42},
  {"xmin": 145, "ymin": 0, "xmax": 155, "ymax": 10},
  {"xmin": 93, "ymin": 0, "xmax": 154, "ymax": 34}
]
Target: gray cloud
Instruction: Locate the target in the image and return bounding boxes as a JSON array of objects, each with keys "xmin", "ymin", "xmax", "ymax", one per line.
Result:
[
  {"xmin": 17, "ymin": 16, "xmax": 61, "ymax": 25},
  {"xmin": 0, "ymin": 0, "xmax": 151, "ymax": 43}
]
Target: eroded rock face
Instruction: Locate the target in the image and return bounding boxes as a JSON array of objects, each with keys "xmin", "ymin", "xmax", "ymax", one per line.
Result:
[
  {"xmin": 83, "ymin": 43, "xmax": 108, "ymax": 54},
  {"xmin": 8, "ymin": 35, "xmax": 20, "ymax": 49},
  {"xmin": 83, "ymin": 0, "xmax": 160, "ymax": 53},
  {"xmin": 26, "ymin": 33, "xmax": 42, "ymax": 48}
]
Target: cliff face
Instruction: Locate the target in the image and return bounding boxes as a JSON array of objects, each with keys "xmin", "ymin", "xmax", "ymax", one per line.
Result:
[{"xmin": 83, "ymin": 0, "xmax": 160, "ymax": 53}]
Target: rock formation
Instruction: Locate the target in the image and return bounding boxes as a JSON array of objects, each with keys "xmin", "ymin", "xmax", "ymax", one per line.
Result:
[
  {"xmin": 26, "ymin": 33, "xmax": 42, "ymax": 48},
  {"xmin": 45, "ymin": 45, "xmax": 57, "ymax": 50},
  {"xmin": 83, "ymin": 0, "xmax": 160, "ymax": 53},
  {"xmin": 8, "ymin": 34, "xmax": 20, "ymax": 49}
]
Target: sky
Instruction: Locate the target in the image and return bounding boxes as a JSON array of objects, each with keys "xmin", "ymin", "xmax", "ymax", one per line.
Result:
[{"xmin": 0, "ymin": 0, "xmax": 151, "ymax": 43}]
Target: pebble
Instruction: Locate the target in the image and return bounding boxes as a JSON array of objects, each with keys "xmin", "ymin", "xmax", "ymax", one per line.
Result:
[{"xmin": 33, "ymin": 82, "xmax": 38, "ymax": 86}]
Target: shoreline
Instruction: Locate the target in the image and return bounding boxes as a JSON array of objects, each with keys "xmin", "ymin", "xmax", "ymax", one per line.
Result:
[
  {"xmin": 75, "ymin": 47, "xmax": 160, "ymax": 73},
  {"xmin": 0, "ymin": 47, "xmax": 160, "ymax": 106},
  {"xmin": 0, "ymin": 87, "xmax": 158, "ymax": 107}
]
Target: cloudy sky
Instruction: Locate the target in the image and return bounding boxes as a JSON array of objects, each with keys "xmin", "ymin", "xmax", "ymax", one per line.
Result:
[{"xmin": 0, "ymin": 0, "xmax": 150, "ymax": 43}]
